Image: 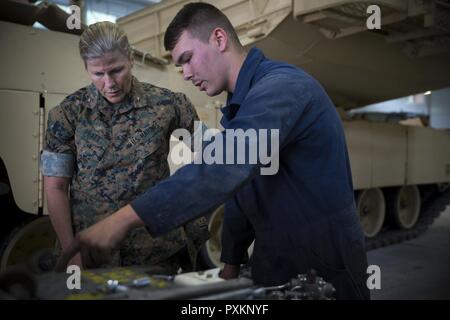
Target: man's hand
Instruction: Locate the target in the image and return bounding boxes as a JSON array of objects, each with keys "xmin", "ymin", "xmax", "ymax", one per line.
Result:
[
  {"xmin": 219, "ymin": 263, "xmax": 240, "ymax": 280},
  {"xmin": 55, "ymin": 205, "xmax": 144, "ymax": 271}
]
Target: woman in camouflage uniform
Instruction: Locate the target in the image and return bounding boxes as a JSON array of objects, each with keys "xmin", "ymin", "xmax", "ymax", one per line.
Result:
[{"xmin": 41, "ymin": 21, "xmax": 209, "ymax": 272}]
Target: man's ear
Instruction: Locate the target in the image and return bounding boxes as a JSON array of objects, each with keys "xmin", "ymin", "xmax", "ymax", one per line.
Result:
[{"xmin": 211, "ymin": 28, "xmax": 228, "ymax": 52}]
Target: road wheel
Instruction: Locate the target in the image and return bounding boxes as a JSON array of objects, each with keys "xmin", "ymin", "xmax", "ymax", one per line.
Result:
[
  {"xmin": 356, "ymin": 188, "xmax": 386, "ymax": 238},
  {"xmin": 386, "ymin": 185, "xmax": 421, "ymax": 229},
  {"xmin": 0, "ymin": 216, "xmax": 57, "ymax": 273}
]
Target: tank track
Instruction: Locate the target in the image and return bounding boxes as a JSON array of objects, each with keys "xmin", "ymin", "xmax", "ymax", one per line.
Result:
[{"xmin": 365, "ymin": 186, "xmax": 450, "ymax": 250}]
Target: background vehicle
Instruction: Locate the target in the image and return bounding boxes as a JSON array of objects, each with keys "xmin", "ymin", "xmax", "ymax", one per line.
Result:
[{"xmin": 0, "ymin": 0, "xmax": 449, "ymax": 271}]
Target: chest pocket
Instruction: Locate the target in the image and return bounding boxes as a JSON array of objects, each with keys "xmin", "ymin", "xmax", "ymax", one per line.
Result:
[
  {"xmin": 75, "ymin": 127, "xmax": 110, "ymax": 170},
  {"xmin": 130, "ymin": 126, "xmax": 165, "ymax": 161}
]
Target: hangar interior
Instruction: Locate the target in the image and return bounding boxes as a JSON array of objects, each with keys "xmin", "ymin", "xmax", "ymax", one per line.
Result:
[{"xmin": 0, "ymin": 0, "xmax": 449, "ymax": 300}]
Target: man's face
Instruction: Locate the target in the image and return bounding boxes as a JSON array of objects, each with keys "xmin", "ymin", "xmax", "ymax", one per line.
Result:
[
  {"xmin": 171, "ymin": 31, "xmax": 227, "ymax": 97},
  {"xmin": 85, "ymin": 50, "xmax": 133, "ymax": 104}
]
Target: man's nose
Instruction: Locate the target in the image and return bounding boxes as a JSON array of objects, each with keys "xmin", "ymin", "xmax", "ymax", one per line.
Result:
[{"xmin": 182, "ymin": 65, "xmax": 193, "ymax": 81}]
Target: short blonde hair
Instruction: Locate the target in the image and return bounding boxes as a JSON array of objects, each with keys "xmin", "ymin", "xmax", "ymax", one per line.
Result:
[{"xmin": 79, "ymin": 21, "xmax": 132, "ymax": 61}]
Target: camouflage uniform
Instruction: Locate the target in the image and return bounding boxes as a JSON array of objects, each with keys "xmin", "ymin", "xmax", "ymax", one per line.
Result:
[{"xmin": 41, "ymin": 77, "xmax": 209, "ymax": 271}]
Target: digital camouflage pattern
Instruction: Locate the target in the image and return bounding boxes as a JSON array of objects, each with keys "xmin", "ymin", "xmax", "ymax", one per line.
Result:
[{"xmin": 44, "ymin": 77, "xmax": 209, "ymax": 268}]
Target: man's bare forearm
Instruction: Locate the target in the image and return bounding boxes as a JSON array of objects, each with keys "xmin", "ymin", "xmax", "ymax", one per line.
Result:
[{"xmin": 113, "ymin": 204, "xmax": 146, "ymax": 231}]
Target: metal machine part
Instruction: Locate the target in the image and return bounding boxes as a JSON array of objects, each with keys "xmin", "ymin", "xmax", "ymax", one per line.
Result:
[
  {"xmin": 261, "ymin": 270, "xmax": 336, "ymax": 300},
  {"xmin": 197, "ymin": 270, "xmax": 335, "ymax": 300},
  {"xmin": 0, "ymin": 266, "xmax": 335, "ymax": 300}
]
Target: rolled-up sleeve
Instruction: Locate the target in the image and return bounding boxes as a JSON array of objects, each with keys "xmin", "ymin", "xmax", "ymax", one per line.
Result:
[{"xmin": 41, "ymin": 150, "xmax": 75, "ymax": 177}]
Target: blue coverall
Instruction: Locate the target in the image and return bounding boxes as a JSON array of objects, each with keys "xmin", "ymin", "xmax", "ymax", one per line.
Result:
[{"xmin": 132, "ymin": 48, "xmax": 370, "ymax": 299}]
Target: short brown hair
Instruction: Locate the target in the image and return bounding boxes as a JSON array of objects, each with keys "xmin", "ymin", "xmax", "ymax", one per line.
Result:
[{"xmin": 164, "ymin": 2, "xmax": 241, "ymax": 51}]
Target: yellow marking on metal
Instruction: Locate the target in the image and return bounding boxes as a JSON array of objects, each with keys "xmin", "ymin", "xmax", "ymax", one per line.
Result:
[
  {"xmin": 150, "ymin": 278, "xmax": 168, "ymax": 288},
  {"xmin": 81, "ymin": 268, "xmax": 148, "ymax": 285},
  {"xmin": 82, "ymin": 271, "xmax": 108, "ymax": 284}
]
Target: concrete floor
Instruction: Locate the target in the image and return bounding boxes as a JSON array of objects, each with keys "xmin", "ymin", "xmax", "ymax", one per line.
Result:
[{"xmin": 368, "ymin": 205, "xmax": 450, "ymax": 300}]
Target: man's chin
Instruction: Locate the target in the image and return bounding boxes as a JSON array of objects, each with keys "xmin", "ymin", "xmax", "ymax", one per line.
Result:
[{"xmin": 205, "ymin": 88, "xmax": 222, "ymax": 97}]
